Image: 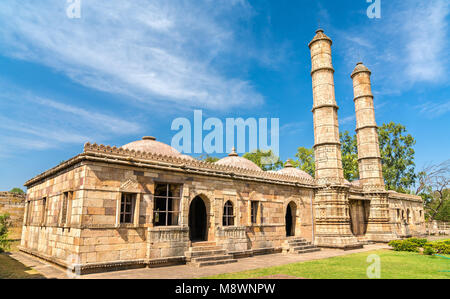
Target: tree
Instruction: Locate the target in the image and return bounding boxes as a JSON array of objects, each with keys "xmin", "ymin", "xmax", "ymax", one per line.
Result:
[
  {"xmin": 378, "ymin": 122, "xmax": 416, "ymax": 192},
  {"xmin": 243, "ymin": 149, "xmax": 283, "ymax": 171},
  {"xmin": 340, "ymin": 131, "xmax": 359, "ymax": 181},
  {"xmin": 0, "ymin": 213, "xmax": 11, "ymax": 253},
  {"xmin": 415, "ymin": 160, "xmax": 450, "ymax": 222},
  {"xmin": 198, "ymin": 154, "xmax": 219, "ymax": 163},
  {"xmin": 292, "ymin": 147, "xmax": 315, "ymax": 177},
  {"xmin": 9, "ymin": 188, "xmax": 24, "ymax": 194}
]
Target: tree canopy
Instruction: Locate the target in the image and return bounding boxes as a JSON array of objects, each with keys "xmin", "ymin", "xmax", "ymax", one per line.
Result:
[
  {"xmin": 9, "ymin": 188, "xmax": 24, "ymax": 194},
  {"xmin": 243, "ymin": 149, "xmax": 283, "ymax": 171}
]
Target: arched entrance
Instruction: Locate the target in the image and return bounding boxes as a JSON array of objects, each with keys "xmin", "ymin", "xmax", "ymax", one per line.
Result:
[
  {"xmin": 189, "ymin": 196, "xmax": 207, "ymax": 242},
  {"xmin": 285, "ymin": 202, "xmax": 296, "ymax": 237}
]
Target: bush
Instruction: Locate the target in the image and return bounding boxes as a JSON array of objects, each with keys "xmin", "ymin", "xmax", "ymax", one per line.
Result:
[
  {"xmin": 407, "ymin": 238, "xmax": 428, "ymax": 247},
  {"xmin": 388, "ymin": 239, "xmax": 419, "ymax": 252},
  {"xmin": 0, "ymin": 213, "xmax": 11, "ymax": 253},
  {"xmin": 423, "ymin": 246, "xmax": 436, "ymax": 255},
  {"xmin": 431, "ymin": 241, "xmax": 450, "ymax": 255}
]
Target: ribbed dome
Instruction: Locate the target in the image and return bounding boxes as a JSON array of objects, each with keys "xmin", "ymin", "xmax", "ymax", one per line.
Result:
[
  {"xmin": 215, "ymin": 148, "xmax": 262, "ymax": 171},
  {"xmin": 122, "ymin": 136, "xmax": 182, "ymax": 157},
  {"xmin": 276, "ymin": 160, "xmax": 313, "ymax": 180},
  {"xmin": 351, "ymin": 62, "xmax": 371, "ymax": 78}
]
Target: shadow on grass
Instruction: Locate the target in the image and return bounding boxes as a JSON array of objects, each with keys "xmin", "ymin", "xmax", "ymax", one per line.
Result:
[{"xmin": 0, "ymin": 253, "xmax": 45, "ymax": 279}]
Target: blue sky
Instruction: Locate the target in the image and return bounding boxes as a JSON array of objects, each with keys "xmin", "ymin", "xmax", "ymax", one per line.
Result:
[{"xmin": 0, "ymin": 0, "xmax": 449, "ymax": 190}]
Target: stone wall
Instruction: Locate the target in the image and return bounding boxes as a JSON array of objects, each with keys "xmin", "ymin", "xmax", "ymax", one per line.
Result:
[{"xmin": 0, "ymin": 192, "xmax": 26, "ymax": 234}]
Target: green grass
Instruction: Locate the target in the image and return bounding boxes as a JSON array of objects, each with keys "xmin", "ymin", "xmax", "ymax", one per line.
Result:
[
  {"xmin": 0, "ymin": 253, "xmax": 45, "ymax": 279},
  {"xmin": 204, "ymin": 250, "xmax": 450, "ymax": 279}
]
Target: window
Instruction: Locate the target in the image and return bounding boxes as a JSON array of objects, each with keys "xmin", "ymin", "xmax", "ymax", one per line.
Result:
[
  {"xmin": 153, "ymin": 183, "xmax": 181, "ymax": 226},
  {"xmin": 251, "ymin": 201, "xmax": 259, "ymax": 224},
  {"xmin": 120, "ymin": 193, "xmax": 136, "ymax": 224},
  {"xmin": 41, "ymin": 197, "xmax": 47, "ymax": 225},
  {"xmin": 61, "ymin": 191, "xmax": 73, "ymax": 225},
  {"xmin": 26, "ymin": 201, "xmax": 33, "ymax": 225},
  {"xmin": 223, "ymin": 201, "xmax": 234, "ymax": 226}
]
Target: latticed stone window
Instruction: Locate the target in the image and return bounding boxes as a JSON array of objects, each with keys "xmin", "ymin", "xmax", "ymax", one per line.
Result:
[
  {"xmin": 120, "ymin": 193, "xmax": 136, "ymax": 224},
  {"xmin": 251, "ymin": 201, "xmax": 259, "ymax": 224},
  {"xmin": 153, "ymin": 183, "xmax": 181, "ymax": 226},
  {"xmin": 222, "ymin": 200, "xmax": 234, "ymax": 226}
]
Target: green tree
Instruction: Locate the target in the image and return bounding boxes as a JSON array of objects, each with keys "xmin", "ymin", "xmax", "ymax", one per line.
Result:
[
  {"xmin": 198, "ymin": 154, "xmax": 220, "ymax": 163},
  {"xmin": 415, "ymin": 160, "xmax": 449, "ymax": 222},
  {"xmin": 379, "ymin": 122, "xmax": 416, "ymax": 192},
  {"xmin": 9, "ymin": 188, "xmax": 24, "ymax": 194},
  {"xmin": 0, "ymin": 213, "xmax": 11, "ymax": 253},
  {"xmin": 292, "ymin": 147, "xmax": 315, "ymax": 177},
  {"xmin": 340, "ymin": 131, "xmax": 359, "ymax": 181},
  {"xmin": 243, "ymin": 149, "xmax": 283, "ymax": 171}
]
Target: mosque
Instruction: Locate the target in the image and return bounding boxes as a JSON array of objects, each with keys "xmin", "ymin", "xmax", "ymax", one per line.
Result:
[{"xmin": 19, "ymin": 29, "xmax": 425, "ymax": 274}]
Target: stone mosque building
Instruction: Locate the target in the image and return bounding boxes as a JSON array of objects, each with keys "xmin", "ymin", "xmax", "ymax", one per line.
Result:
[{"xmin": 19, "ymin": 30, "xmax": 425, "ymax": 273}]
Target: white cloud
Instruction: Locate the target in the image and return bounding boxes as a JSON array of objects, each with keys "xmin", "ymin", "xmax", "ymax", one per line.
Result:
[
  {"xmin": 0, "ymin": 0, "xmax": 264, "ymax": 110},
  {"xmin": 415, "ymin": 100, "xmax": 450, "ymax": 118}
]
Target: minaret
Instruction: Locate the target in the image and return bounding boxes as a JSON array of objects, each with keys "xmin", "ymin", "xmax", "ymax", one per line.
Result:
[
  {"xmin": 351, "ymin": 62, "xmax": 384, "ymax": 190},
  {"xmin": 308, "ymin": 29, "xmax": 360, "ymax": 249},
  {"xmin": 308, "ymin": 29, "xmax": 344, "ymax": 185}
]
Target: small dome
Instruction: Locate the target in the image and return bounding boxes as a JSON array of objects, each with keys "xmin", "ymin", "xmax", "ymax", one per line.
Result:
[
  {"xmin": 351, "ymin": 62, "xmax": 371, "ymax": 78},
  {"xmin": 122, "ymin": 136, "xmax": 182, "ymax": 157},
  {"xmin": 215, "ymin": 148, "xmax": 262, "ymax": 171},
  {"xmin": 308, "ymin": 28, "xmax": 332, "ymax": 48},
  {"xmin": 276, "ymin": 159, "xmax": 313, "ymax": 180}
]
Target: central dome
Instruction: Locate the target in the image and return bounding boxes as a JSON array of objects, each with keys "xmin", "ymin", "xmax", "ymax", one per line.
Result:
[
  {"xmin": 276, "ymin": 160, "xmax": 313, "ymax": 180},
  {"xmin": 121, "ymin": 136, "xmax": 194, "ymax": 160},
  {"xmin": 215, "ymin": 148, "xmax": 261, "ymax": 171}
]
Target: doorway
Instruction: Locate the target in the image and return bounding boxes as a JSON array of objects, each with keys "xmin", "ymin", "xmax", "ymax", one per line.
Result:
[
  {"xmin": 285, "ymin": 202, "xmax": 296, "ymax": 237},
  {"xmin": 189, "ymin": 196, "xmax": 207, "ymax": 241}
]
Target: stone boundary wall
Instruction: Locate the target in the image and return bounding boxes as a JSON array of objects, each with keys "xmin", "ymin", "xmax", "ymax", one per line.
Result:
[{"xmin": 0, "ymin": 192, "xmax": 26, "ymax": 227}]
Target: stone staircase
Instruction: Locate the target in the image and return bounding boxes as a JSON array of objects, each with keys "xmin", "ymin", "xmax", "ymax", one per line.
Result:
[
  {"xmin": 185, "ymin": 241, "xmax": 237, "ymax": 267},
  {"xmin": 284, "ymin": 237, "xmax": 321, "ymax": 254}
]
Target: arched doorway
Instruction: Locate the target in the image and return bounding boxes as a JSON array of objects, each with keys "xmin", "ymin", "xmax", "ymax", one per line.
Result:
[
  {"xmin": 189, "ymin": 196, "xmax": 207, "ymax": 242},
  {"xmin": 285, "ymin": 202, "xmax": 296, "ymax": 236}
]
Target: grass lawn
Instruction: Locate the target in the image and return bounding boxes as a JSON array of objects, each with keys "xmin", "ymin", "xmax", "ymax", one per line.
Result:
[
  {"xmin": 0, "ymin": 253, "xmax": 45, "ymax": 279},
  {"xmin": 204, "ymin": 250, "xmax": 450, "ymax": 279}
]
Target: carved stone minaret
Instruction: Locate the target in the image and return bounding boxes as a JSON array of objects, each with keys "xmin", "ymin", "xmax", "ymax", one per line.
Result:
[
  {"xmin": 309, "ymin": 29, "xmax": 360, "ymax": 249},
  {"xmin": 351, "ymin": 62, "xmax": 384, "ymax": 190},
  {"xmin": 309, "ymin": 29, "xmax": 344, "ymax": 185},
  {"xmin": 351, "ymin": 62, "xmax": 395, "ymax": 243}
]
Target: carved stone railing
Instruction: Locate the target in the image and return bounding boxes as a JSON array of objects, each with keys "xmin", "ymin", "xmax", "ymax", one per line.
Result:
[
  {"xmin": 216, "ymin": 226, "xmax": 246, "ymax": 239},
  {"xmin": 82, "ymin": 142, "xmax": 316, "ymax": 186},
  {"xmin": 148, "ymin": 226, "xmax": 189, "ymax": 243}
]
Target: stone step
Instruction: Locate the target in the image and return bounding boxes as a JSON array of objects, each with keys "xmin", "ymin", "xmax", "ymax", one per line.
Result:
[
  {"xmin": 191, "ymin": 241, "xmax": 216, "ymax": 247},
  {"xmin": 190, "ymin": 245, "xmax": 223, "ymax": 252},
  {"xmin": 191, "ymin": 254, "xmax": 234, "ymax": 263},
  {"xmin": 288, "ymin": 240, "xmax": 309, "ymax": 246},
  {"xmin": 185, "ymin": 249, "xmax": 227, "ymax": 258},
  {"xmin": 292, "ymin": 247, "xmax": 321, "ymax": 254},
  {"xmin": 194, "ymin": 258, "xmax": 238, "ymax": 268},
  {"xmin": 291, "ymin": 245, "xmax": 316, "ymax": 251}
]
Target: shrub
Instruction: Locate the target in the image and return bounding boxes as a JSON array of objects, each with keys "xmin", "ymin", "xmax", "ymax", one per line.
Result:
[
  {"xmin": 407, "ymin": 238, "xmax": 428, "ymax": 247},
  {"xmin": 388, "ymin": 239, "xmax": 419, "ymax": 252},
  {"xmin": 0, "ymin": 213, "xmax": 11, "ymax": 253},
  {"xmin": 423, "ymin": 246, "xmax": 436, "ymax": 255},
  {"xmin": 431, "ymin": 241, "xmax": 450, "ymax": 255}
]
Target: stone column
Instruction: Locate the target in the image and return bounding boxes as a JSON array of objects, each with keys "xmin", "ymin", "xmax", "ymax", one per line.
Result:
[
  {"xmin": 351, "ymin": 62, "xmax": 395, "ymax": 243},
  {"xmin": 309, "ymin": 30, "xmax": 360, "ymax": 249},
  {"xmin": 351, "ymin": 62, "xmax": 384, "ymax": 190},
  {"xmin": 309, "ymin": 29, "xmax": 344, "ymax": 186}
]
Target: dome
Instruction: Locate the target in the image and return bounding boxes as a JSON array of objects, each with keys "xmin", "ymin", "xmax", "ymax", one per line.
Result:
[
  {"xmin": 351, "ymin": 62, "xmax": 371, "ymax": 78},
  {"xmin": 122, "ymin": 136, "xmax": 182, "ymax": 157},
  {"xmin": 276, "ymin": 159, "xmax": 313, "ymax": 180},
  {"xmin": 308, "ymin": 28, "xmax": 332, "ymax": 48},
  {"xmin": 215, "ymin": 148, "xmax": 262, "ymax": 171}
]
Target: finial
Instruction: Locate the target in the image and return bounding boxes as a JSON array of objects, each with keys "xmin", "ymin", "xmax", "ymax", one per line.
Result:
[
  {"xmin": 316, "ymin": 28, "xmax": 324, "ymax": 34},
  {"xmin": 142, "ymin": 136, "xmax": 156, "ymax": 141},
  {"xmin": 228, "ymin": 147, "xmax": 238, "ymax": 157},
  {"xmin": 284, "ymin": 159, "xmax": 294, "ymax": 168}
]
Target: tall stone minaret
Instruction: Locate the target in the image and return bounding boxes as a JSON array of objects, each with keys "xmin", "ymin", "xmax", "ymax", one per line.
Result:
[
  {"xmin": 351, "ymin": 62, "xmax": 384, "ymax": 190},
  {"xmin": 308, "ymin": 29, "xmax": 344, "ymax": 185},
  {"xmin": 309, "ymin": 30, "xmax": 360, "ymax": 249}
]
